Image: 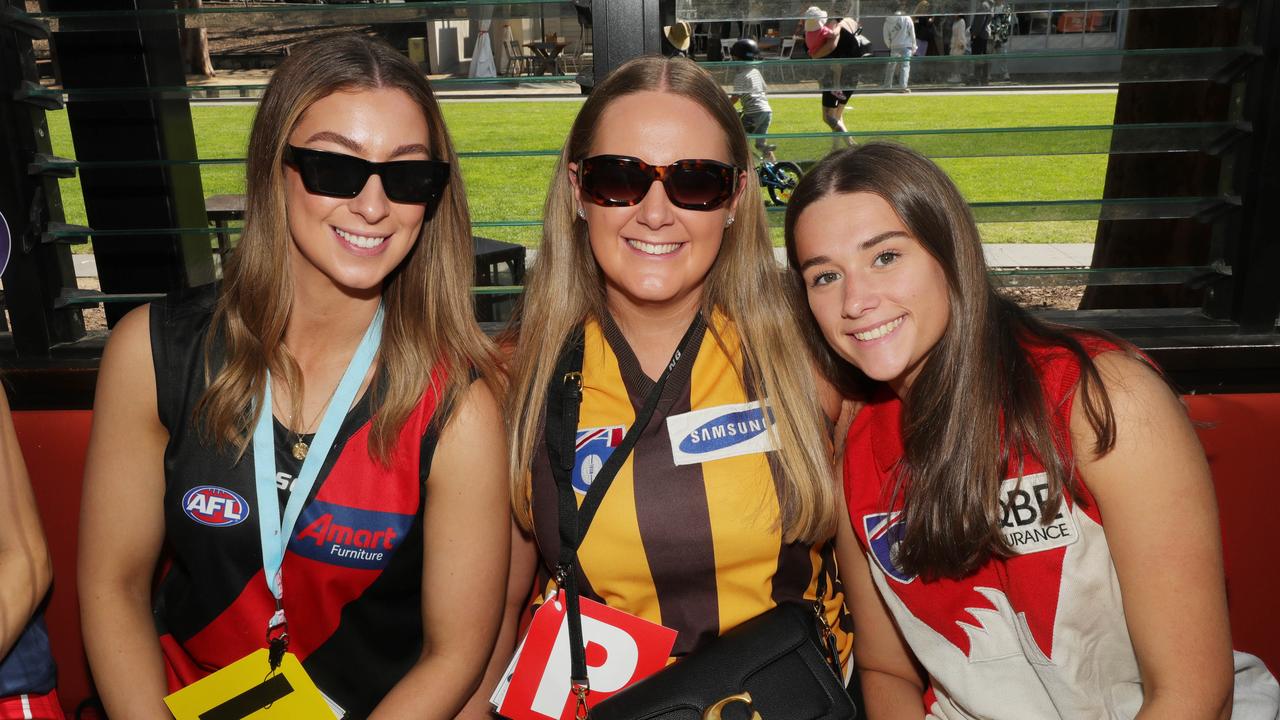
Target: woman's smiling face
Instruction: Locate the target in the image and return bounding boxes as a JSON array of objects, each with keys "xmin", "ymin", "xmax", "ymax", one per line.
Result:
[
  {"xmin": 569, "ymin": 90, "xmax": 743, "ymax": 318},
  {"xmin": 793, "ymin": 191, "xmax": 951, "ymax": 395},
  {"xmin": 284, "ymin": 86, "xmax": 432, "ymax": 297}
]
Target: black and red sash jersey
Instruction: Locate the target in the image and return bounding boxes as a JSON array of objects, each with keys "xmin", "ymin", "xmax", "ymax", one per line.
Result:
[{"xmin": 149, "ymin": 285, "xmax": 446, "ymax": 719}]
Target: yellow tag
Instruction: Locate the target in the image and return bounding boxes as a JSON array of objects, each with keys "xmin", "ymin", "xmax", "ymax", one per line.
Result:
[{"xmin": 164, "ymin": 649, "xmax": 336, "ymax": 720}]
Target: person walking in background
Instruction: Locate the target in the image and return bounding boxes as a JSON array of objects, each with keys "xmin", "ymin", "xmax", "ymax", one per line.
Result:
[
  {"xmin": 805, "ymin": 6, "xmax": 862, "ymax": 147},
  {"xmin": 971, "ymin": 0, "xmax": 993, "ymax": 85},
  {"xmin": 0, "ymin": 389, "xmax": 62, "ymax": 720},
  {"xmin": 883, "ymin": 0, "xmax": 917, "ymax": 92},
  {"xmin": 729, "ymin": 38, "xmax": 777, "ymax": 163},
  {"xmin": 948, "ymin": 14, "xmax": 968, "ymax": 83},
  {"xmin": 663, "ymin": 20, "xmax": 691, "ymax": 59},
  {"xmin": 991, "ymin": 0, "xmax": 1017, "ymax": 81},
  {"xmin": 914, "ymin": 1, "xmax": 937, "ymax": 57}
]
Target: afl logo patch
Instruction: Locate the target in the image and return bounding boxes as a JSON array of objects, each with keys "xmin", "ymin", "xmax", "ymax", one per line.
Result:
[
  {"xmin": 573, "ymin": 425, "xmax": 626, "ymax": 494},
  {"xmin": 182, "ymin": 486, "xmax": 249, "ymax": 527}
]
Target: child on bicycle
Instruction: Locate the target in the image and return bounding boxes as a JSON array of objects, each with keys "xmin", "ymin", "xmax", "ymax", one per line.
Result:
[{"xmin": 729, "ymin": 38, "xmax": 777, "ymax": 163}]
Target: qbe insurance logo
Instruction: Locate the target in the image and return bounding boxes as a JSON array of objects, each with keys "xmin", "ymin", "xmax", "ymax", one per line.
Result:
[{"xmin": 182, "ymin": 485, "xmax": 250, "ymax": 528}]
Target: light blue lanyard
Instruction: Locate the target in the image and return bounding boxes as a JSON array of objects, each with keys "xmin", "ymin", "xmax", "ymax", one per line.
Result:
[{"xmin": 252, "ymin": 304, "xmax": 384, "ymax": 616}]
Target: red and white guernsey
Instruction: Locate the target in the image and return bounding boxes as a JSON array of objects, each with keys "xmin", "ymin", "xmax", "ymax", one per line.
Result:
[{"xmin": 845, "ymin": 339, "xmax": 1280, "ymax": 719}]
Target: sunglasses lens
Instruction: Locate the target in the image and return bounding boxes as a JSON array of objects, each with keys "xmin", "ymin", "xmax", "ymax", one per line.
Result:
[
  {"xmin": 296, "ymin": 149, "xmax": 368, "ymax": 197},
  {"xmin": 380, "ymin": 161, "xmax": 450, "ymax": 205},
  {"xmin": 583, "ymin": 158, "xmax": 651, "ymax": 206},
  {"xmin": 668, "ymin": 163, "xmax": 733, "ymax": 209}
]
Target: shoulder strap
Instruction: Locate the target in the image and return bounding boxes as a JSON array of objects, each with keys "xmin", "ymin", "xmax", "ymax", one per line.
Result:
[{"xmin": 545, "ymin": 314, "xmax": 705, "ymax": 701}]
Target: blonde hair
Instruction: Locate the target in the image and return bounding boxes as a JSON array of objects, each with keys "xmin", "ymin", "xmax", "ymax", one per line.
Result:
[
  {"xmin": 197, "ymin": 34, "xmax": 501, "ymax": 460},
  {"xmin": 506, "ymin": 56, "xmax": 837, "ymax": 543}
]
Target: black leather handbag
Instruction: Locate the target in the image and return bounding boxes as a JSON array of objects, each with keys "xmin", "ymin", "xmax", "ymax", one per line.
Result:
[
  {"xmin": 589, "ymin": 602, "xmax": 857, "ymax": 720},
  {"xmin": 544, "ymin": 320, "xmax": 858, "ymax": 720}
]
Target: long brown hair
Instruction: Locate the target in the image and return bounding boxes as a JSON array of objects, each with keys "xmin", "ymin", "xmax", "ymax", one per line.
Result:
[
  {"xmin": 506, "ymin": 55, "xmax": 839, "ymax": 544},
  {"xmin": 784, "ymin": 143, "xmax": 1122, "ymax": 580},
  {"xmin": 197, "ymin": 33, "xmax": 501, "ymax": 460}
]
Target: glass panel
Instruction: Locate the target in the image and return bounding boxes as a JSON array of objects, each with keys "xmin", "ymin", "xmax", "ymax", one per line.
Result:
[
  {"xmin": 758, "ymin": 196, "xmax": 1234, "ymax": 224},
  {"xmin": 677, "ymin": 0, "xmax": 1237, "ymax": 23},
  {"xmin": 55, "ymin": 286, "xmax": 524, "ymax": 308},
  {"xmin": 991, "ymin": 264, "xmax": 1226, "ymax": 287},
  {"xmin": 27, "ymin": 48, "xmax": 1248, "ymax": 101},
  {"xmin": 43, "ymin": 196, "xmax": 1228, "ymax": 241},
  {"xmin": 26, "ymin": 1, "xmax": 568, "ymax": 32},
  {"xmin": 755, "ymin": 122, "xmax": 1245, "ymax": 160},
  {"xmin": 702, "ymin": 47, "xmax": 1251, "ymax": 93},
  {"xmin": 54, "ymin": 289, "xmax": 165, "ymax": 309},
  {"xmin": 26, "ymin": 74, "xmax": 578, "ymax": 103},
  {"xmin": 29, "ymin": 123, "xmax": 1242, "ymax": 173}
]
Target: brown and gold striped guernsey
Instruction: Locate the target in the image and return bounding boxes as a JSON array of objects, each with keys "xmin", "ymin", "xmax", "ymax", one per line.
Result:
[{"xmin": 531, "ymin": 311, "xmax": 852, "ymax": 664}]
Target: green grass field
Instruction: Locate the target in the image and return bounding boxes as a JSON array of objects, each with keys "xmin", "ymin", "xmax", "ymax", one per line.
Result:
[{"xmin": 45, "ymin": 91, "xmax": 1117, "ymax": 249}]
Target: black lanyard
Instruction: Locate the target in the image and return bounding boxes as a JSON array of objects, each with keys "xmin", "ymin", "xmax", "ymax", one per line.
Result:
[{"xmin": 545, "ymin": 313, "xmax": 705, "ymax": 709}]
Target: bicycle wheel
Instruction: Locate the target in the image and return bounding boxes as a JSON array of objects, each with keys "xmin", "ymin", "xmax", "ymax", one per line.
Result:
[{"xmin": 767, "ymin": 162, "xmax": 803, "ymax": 206}]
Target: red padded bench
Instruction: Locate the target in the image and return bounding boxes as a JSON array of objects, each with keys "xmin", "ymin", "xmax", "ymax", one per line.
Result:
[{"xmin": 12, "ymin": 396, "xmax": 1280, "ymax": 713}]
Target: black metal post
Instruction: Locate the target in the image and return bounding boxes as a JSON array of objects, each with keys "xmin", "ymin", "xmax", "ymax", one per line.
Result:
[
  {"xmin": 0, "ymin": 0, "xmax": 83, "ymax": 356},
  {"xmin": 48, "ymin": 0, "xmax": 215, "ymax": 326},
  {"xmin": 593, "ymin": 0, "xmax": 662, "ymax": 83},
  {"xmin": 1224, "ymin": 0, "xmax": 1280, "ymax": 332}
]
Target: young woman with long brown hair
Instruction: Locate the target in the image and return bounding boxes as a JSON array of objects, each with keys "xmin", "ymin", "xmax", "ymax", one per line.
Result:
[
  {"xmin": 786, "ymin": 143, "xmax": 1279, "ymax": 719},
  {"xmin": 79, "ymin": 34, "xmax": 509, "ymax": 719},
  {"xmin": 462, "ymin": 55, "xmax": 857, "ymax": 715}
]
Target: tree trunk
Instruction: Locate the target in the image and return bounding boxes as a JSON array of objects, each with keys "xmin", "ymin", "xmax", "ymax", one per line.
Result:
[{"xmin": 177, "ymin": 0, "xmax": 215, "ymax": 78}]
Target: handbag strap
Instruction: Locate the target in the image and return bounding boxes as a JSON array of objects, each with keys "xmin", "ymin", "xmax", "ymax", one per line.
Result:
[
  {"xmin": 813, "ymin": 547, "xmax": 846, "ymax": 681},
  {"xmin": 546, "ymin": 314, "xmax": 705, "ymax": 711}
]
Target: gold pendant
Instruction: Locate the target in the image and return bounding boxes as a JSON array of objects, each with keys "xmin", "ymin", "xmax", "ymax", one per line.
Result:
[{"xmin": 291, "ymin": 441, "xmax": 309, "ymax": 461}]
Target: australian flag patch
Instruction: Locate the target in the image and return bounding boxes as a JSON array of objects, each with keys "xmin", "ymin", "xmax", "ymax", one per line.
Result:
[{"xmin": 864, "ymin": 511, "xmax": 917, "ymax": 584}]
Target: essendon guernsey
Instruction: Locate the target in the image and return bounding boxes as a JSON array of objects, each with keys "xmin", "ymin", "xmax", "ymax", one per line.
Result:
[{"xmin": 150, "ymin": 286, "xmax": 445, "ymax": 718}]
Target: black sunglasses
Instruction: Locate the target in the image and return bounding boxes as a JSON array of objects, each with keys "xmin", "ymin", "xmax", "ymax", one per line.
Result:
[
  {"xmin": 283, "ymin": 145, "xmax": 450, "ymax": 206},
  {"xmin": 577, "ymin": 154, "xmax": 739, "ymax": 211}
]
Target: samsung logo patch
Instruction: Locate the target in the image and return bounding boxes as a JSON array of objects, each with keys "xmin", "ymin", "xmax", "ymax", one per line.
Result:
[
  {"xmin": 678, "ymin": 407, "xmax": 773, "ymax": 454},
  {"xmin": 666, "ymin": 401, "xmax": 779, "ymax": 466}
]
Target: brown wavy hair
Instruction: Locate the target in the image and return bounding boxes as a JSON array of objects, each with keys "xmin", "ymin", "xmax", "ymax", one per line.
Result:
[
  {"xmin": 784, "ymin": 143, "xmax": 1126, "ymax": 580},
  {"xmin": 196, "ymin": 33, "xmax": 501, "ymax": 460},
  {"xmin": 504, "ymin": 55, "xmax": 840, "ymax": 544}
]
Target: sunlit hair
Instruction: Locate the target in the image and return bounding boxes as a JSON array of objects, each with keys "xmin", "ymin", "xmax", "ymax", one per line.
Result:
[
  {"xmin": 506, "ymin": 55, "xmax": 838, "ymax": 544},
  {"xmin": 784, "ymin": 143, "xmax": 1126, "ymax": 580},
  {"xmin": 196, "ymin": 33, "xmax": 501, "ymax": 460}
]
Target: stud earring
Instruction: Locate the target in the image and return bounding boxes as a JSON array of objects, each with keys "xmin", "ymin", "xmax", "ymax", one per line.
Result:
[
  {"xmin": 725, "ymin": 215, "xmax": 735, "ymax": 228},
  {"xmin": 576, "ymin": 207, "xmax": 586, "ymax": 220}
]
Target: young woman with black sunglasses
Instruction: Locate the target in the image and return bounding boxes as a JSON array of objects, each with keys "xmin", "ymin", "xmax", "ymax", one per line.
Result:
[
  {"xmin": 79, "ymin": 34, "xmax": 508, "ymax": 720},
  {"xmin": 461, "ymin": 56, "xmax": 857, "ymax": 715}
]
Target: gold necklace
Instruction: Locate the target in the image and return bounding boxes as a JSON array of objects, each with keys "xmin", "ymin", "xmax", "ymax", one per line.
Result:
[
  {"xmin": 276, "ymin": 383, "xmax": 337, "ymax": 462},
  {"xmin": 290, "ymin": 394, "xmax": 333, "ymax": 461}
]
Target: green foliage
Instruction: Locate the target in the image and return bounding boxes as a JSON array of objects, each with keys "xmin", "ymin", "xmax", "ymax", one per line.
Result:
[{"xmin": 46, "ymin": 92, "xmax": 1116, "ymax": 250}]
